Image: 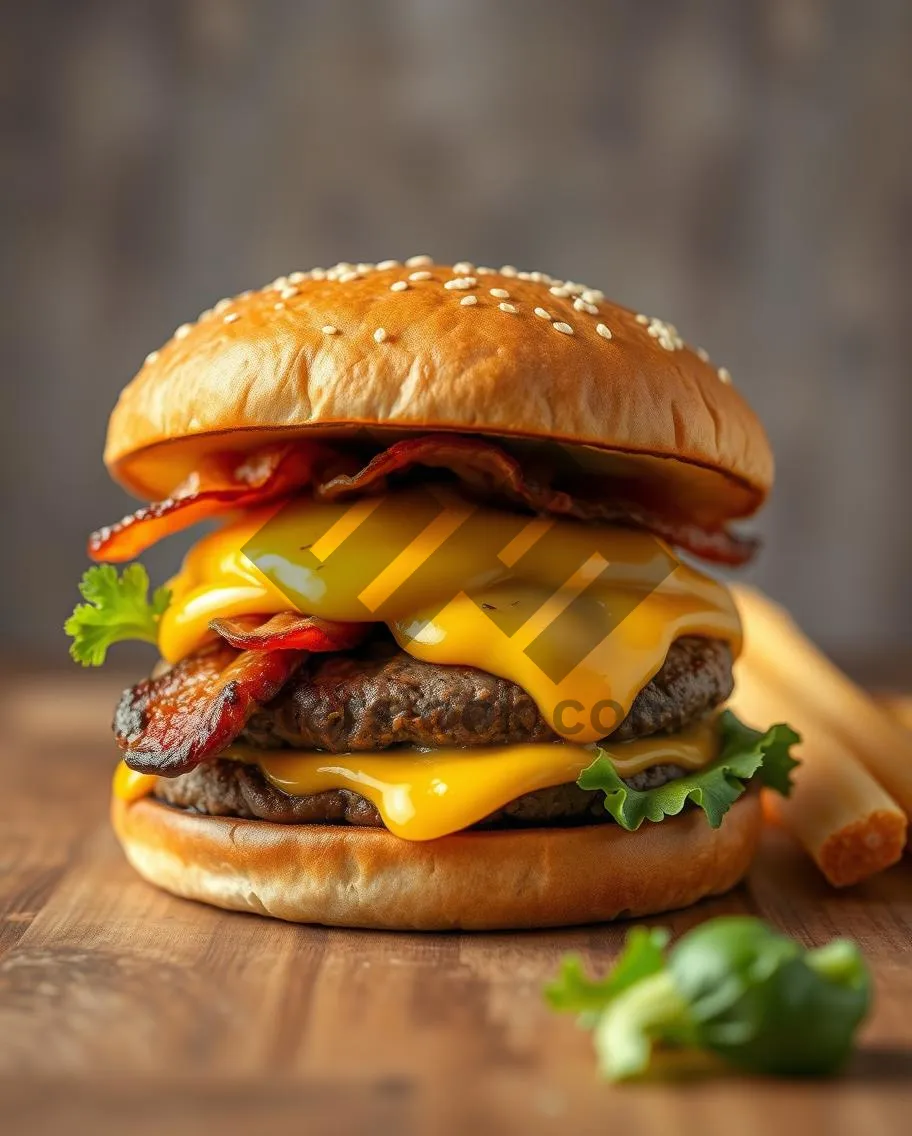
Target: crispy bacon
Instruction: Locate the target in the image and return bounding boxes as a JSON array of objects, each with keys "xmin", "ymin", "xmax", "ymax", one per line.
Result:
[
  {"xmin": 113, "ymin": 640, "xmax": 305, "ymax": 776},
  {"xmin": 91, "ymin": 433, "xmax": 756, "ymax": 568},
  {"xmin": 316, "ymin": 435, "xmax": 758, "ymax": 566},
  {"xmin": 89, "ymin": 443, "xmax": 334, "ymax": 563},
  {"xmin": 209, "ymin": 611, "xmax": 367, "ymax": 653}
]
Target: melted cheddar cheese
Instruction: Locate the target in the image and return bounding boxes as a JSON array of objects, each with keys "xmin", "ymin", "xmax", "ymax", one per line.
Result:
[
  {"xmin": 113, "ymin": 715, "xmax": 722, "ymax": 840},
  {"xmin": 158, "ymin": 489, "xmax": 741, "ymax": 745}
]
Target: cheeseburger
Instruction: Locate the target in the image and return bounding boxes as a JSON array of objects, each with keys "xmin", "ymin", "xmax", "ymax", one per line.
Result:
[{"xmin": 67, "ymin": 257, "xmax": 797, "ymax": 930}]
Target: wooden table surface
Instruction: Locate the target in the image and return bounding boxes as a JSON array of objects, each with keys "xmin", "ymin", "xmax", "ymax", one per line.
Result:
[{"xmin": 2, "ymin": 669, "xmax": 911, "ymax": 1134}]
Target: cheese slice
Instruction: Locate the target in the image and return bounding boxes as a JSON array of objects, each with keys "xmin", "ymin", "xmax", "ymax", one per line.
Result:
[
  {"xmin": 113, "ymin": 761, "xmax": 159, "ymax": 803},
  {"xmin": 157, "ymin": 489, "xmax": 741, "ymax": 745},
  {"xmin": 112, "ymin": 715, "xmax": 721, "ymax": 841}
]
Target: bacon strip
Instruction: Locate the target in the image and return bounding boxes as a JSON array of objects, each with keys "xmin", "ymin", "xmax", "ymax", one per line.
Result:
[
  {"xmin": 316, "ymin": 435, "xmax": 758, "ymax": 566},
  {"xmin": 91, "ymin": 433, "xmax": 757, "ymax": 567},
  {"xmin": 114, "ymin": 640, "xmax": 306, "ymax": 776},
  {"xmin": 209, "ymin": 611, "xmax": 367, "ymax": 653},
  {"xmin": 89, "ymin": 443, "xmax": 333, "ymax": 563}
]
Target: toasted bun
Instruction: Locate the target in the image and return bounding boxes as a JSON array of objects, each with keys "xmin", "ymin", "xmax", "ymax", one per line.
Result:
[
  {"xmin": 111, "ymin": 790, "xmax": 761, "ymax": 931},
  {"xmin": 105, "ymin": 259, "xmax": 773, "ymax": 525}
]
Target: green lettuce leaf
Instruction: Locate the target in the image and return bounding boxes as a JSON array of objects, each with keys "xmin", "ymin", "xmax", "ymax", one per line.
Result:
[
  {"xmin": 577, "ymin": 711, "xmax": 800, "ymax": 832},
  {"xmin": 65, "ymin": 563, "xmax": 171, "ymax": 666}
]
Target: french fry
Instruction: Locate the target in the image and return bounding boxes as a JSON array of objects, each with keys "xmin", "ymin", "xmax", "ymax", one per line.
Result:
[
  {"xmin": 733, "ymin": 584, "xmax": 912, "ymax": 820},
  {"xmin": 731, "ymin": 659, "xmax": 907, "ymax": 886},
  {"xmin": 877, "ymin": 694, "xmax": 912, "ymax": 734}
]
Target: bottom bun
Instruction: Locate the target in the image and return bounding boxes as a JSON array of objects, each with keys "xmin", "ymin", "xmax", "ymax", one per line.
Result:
[{"xmin": 111, "ymin": 790, "xmax": 761, "ymax": 931}]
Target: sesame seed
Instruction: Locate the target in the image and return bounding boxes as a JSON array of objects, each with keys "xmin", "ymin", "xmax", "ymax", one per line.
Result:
[
  {"xmin": 718, "ymin": 367, "xmax": 732, "ymax": 384},
  {"xmin": 280, "ymin": 286, "xmax": 298, "ymax": 299},
  {"xmin": 596, "ymin": 323, "xmax": 612, "ymax": 339},
  {"xmin": 338, "ymin": 271, "xmax": 360, "ymax": 283},
  {"xmin": 635, "ymin": 314, "xmax": 649, "ymax": 325},
  {"xmin": 390, "ymin": 280, "xmax": 409, "ymax": 292},
  {"xmin": 574, "ymin": 298, "xmax": 599, "ymax": 315},
  {"xmin": 564, "ymin": 282, "xmax": 584, "ymax": 295},
  {"xmin": 489, "ymin": 287, "xmax": 510, "ymax": 299},
  {"xmin": 460, "ymin": 295, "xmax": 478, "ymax": 306},
  {"xmin": 452, "ymin": 261, "xmax": 475, "ymax": 274},
  {"xmin": 549, "ymin": 286, "xmax": 570, "ymax": 297},
  {"xmin": 582, "ymin": 289, "xmax": 604, "ymax": 304},
  {"xmin": 145, "ymin": 350, "xmax": 159, "ymax": 364},
  {"xmin": 238, "ymin": 290, "xmax": 253, "ymax": 300},
  {"xmin": 476, "ymin": 266, "xmax": 495, "ymax": 275},
  {"xmin": 640, "ymin": 315, "xmax": 683, "ymax": 351},
  {"xmin": 374, "ymin": 327, "xmax": 388, "ymax": 343},
  {"xmin": 408, "ymin": 270, "xmax": 432, "ymax": 282},
  {"xmin": 356, "ymin": 263, "xmax": 375, "ymax": 273},
  {"xmin": 553, "ymin": 322, "xmax": 574, "ymax": 335},
  {"xmin": 274, "ymin": 302, "xmax": 285, "ymax": 310},
  {"xmin": 174, "ymin": 323, "xmax": 192, "ymax": 339},
  {"xmin": 696, "ymin": 347, "xmax": 710, "ymax": 363},
  {"xmin": 214, "ymin": 298, "xmax": 232, "ymax": 313},
  {"xmin": 534, "ymin": 307, "xmax": 552, "ymax": 320},
  {"xmin": 444, "ymin": 276, "xmax": 477, "ymax": 290},
  {"xmin": 270, "ymin": 276, "xmax": 288, "ymax": 291},
  {"xmin": 499, "ymin": 302, "xmax": 517, "ymax": 314},
  {"xmin": 321, "ymin": 325, "xmax": 339, "ymax": 335},
  {"xmin": 406, "ymin": 254, "xmax": 433, "ymax": 267},
  {"xmin": 377, "ymin": 259, "xmax": 400, "ymax": 270},
  {"xmin": 500, "ymin": 265, "xmax": 518, "ymax": 277},
  {"xmin": 288, "ymin": 271, "xmax": 307, "ymax": 284},
  {"xmin": 310, "ymin": 270, "xmax": 326, "ymax": 280},
  {"xmin": 224, "ymin": 312, "xmax": 240, "ymax": 323}
]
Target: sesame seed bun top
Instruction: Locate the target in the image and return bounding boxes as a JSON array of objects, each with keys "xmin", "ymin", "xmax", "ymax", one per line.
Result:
[{"xmin": 105, "ymin": 257, "xmax": 774, "ymax": 526}]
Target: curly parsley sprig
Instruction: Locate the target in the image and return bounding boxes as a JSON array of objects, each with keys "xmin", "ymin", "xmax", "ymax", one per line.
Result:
[{"xmin": 65, "ymin": 564, "xmax": 171, "ymax": 666}]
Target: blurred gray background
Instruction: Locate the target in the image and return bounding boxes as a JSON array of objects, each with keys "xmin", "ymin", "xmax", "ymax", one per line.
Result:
[{"xmin": 2, "ymin": 0, "xmax": 911, "ymax": 666}]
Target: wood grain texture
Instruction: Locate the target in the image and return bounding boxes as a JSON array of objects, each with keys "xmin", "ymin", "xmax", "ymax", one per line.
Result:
[{"xmin": 1, "ymin": 671, "xmax": 911, "ymax": 1134}]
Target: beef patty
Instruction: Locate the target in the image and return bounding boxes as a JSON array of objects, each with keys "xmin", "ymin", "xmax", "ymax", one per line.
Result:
[
  {"xmin": 152, "ymin": 635, "xmax": 732, "ymax": 829},
  {"xmin": 153, "ymin": 756, "xmax": 689, "ymax": 829},
  {"xmin": 241, "ymin": 635, "xmax": 733, "ymax": 751}
]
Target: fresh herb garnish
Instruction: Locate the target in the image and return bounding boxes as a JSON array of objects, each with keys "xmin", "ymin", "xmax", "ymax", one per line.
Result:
[
  {"xmin": 65, "ymin": 563, "xmax": 171, "ymax": 666},
  {"xmin": 546, "ymin": 917, "xmax": 871, "ymax": 1080}
]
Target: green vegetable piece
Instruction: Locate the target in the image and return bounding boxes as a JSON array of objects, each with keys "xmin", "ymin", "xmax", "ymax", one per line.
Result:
[
  {"xmin": 65, "ymin": 563, "xmax": 171, "ymax": 666},
  {"xmin": 545, "ymin": 916, "xmax": 872, "ymax": 1082},
  {"xmin": 577, "ymin": 711, "xmax": 800, "ymax": 831},
  {"xmin": 593, "ymin": 969, "xmax": 695, "ymax": 1080},
  {"xmin": 545, "ymin": 927, "xmax": 669, "ymax": 1021},
  {"xmin": 670, "ymin": 917, "xmax": 871, "ymax": 1076}
]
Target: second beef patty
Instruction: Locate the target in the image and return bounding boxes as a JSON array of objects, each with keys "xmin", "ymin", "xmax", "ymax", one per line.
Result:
[{"xmin": 241, "ymin": 635, "xmax": 734, "ymax": 752}]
